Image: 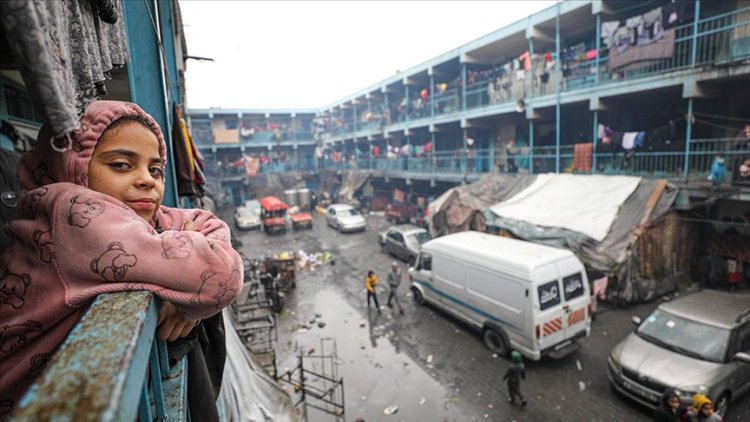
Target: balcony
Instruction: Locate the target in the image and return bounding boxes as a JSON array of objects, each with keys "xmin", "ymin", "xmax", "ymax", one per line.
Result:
[{"xmin": 225, "ymin": 138, "xmax": 749, "ymax": 187}]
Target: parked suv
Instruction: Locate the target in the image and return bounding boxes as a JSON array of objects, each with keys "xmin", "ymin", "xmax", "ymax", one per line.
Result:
[{"xmin": 607, "ymin": 290, "xmax": 750, "ymax": 417}]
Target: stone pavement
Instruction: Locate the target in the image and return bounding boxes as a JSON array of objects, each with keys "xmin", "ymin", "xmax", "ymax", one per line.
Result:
[{"xmin": 229, "ymin": 211, "xmax": 750, "ymax": 422}]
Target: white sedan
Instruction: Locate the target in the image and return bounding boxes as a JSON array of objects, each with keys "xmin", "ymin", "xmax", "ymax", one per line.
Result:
[
  {"xmin": 325, "ymin": 204, "xmax": 366, "ymax": 233},
  {"xmin": 234, "ymin": 207, "xmax": 261, "ymax": 230}
]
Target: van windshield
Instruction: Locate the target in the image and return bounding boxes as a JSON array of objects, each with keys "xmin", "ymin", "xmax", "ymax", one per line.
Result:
[{"xmin": 636, "ymin": 309, "xmax": 730, "ymax": 363}]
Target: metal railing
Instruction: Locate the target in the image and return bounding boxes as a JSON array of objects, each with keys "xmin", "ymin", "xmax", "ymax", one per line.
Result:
[
  {"xmin": 13, "ymin": 292, "xmax": 188, "ymax": 421},
  {"xmin": 214, "ymin": 138, "xmax": 750, "ymax": 184}
]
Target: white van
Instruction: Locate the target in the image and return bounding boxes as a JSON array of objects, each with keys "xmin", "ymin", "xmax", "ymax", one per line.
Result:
[{"xmin": 409, "ymin": 231, "xmax": 591, "ymax": 361}]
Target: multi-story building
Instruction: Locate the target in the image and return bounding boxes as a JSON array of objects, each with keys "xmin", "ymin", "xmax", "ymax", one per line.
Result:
[{"xmin": 194, "ymin": 0, "xmax": 750, "ymax": 208}]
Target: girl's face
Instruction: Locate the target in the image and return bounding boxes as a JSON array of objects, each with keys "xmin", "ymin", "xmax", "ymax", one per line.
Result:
[
  {"xmin": 701, "ymin": 403, "xmax": 714, "ymax": 416},
  {"xmin": 88, "ymin": 121, "xmax": 165, "ymax": 221}
]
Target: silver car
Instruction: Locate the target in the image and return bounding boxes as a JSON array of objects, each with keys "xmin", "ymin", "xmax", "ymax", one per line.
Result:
[
  {"xmin": 234, "ymin": 207, "xmax": 261, "ymax": 230},
  {"xmin": 607, "ymin": 290, "xmax": 750, "ymax": 417},
  {"xmin": 378, "ymin": 224, "xmax": 432, "ymax": 265},
  {"xmin": 325, "ymin": 204, "xmax": 366, "ymax": 232}
]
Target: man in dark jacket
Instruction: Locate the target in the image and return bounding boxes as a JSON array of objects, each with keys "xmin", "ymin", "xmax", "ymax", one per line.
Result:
[
  {"xmin": 503, "ymin": 350, "xmax": 527, "ymax": 407},
  {"xmin": 653, "ymin": 389, "xmax": 686, "ymax": 422}
]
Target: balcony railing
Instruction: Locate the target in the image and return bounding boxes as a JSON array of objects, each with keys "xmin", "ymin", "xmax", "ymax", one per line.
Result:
[
  {"xmin": 315, "ymin": 7, "xmax": 750, "ymax": 140},
  {"xmin": 13, "ymin": 292, "xmax": 188, "ymax": 421},
  {"xmin": 203, "ymin": 138, "xmax": 750, "ymax": 185}
]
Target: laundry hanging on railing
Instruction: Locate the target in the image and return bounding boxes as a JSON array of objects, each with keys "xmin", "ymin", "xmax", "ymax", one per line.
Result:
[
  {"xmin": 597, "ymin": 120, "xmax": 680, "ymax": 153},
  {"xmin": 601, "ymin": 5, "xmax": 682, "ymax": 72}
]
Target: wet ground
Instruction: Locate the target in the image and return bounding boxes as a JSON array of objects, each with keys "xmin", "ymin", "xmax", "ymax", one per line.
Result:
[{"xmin": 225, "ymin": 211, "xmax": 750, "ymax": 422}]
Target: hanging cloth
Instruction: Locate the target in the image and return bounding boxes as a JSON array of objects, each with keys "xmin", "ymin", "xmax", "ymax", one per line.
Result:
[
  {"xmin": 0, "ymin": 0, "xmax": 130, "ymax": 143},
  {"xmin": 622, "ymin": 132, "xmax": 639, "ymax": 150}
]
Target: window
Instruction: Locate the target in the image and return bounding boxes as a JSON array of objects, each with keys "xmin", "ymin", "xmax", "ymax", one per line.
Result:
[
  {"xmin": 637, "ymin": 310, "xmax": 731, "ymax": 363},
  {"xmin": 538, "ymin": 280, "xmax": 561, "ymax": 311},
  {"xmin": 562, "ymin": 273, "xmax": 584, "ymax": 301},
  {"xmin": 417, "ymin": 253, "xmax": 432, "ymax": 271},
  {"xmin": 387, "ymin": 231, "xmax": 403, "ymax": 243},
  {"xmin": 729, "ymin": 321, "xmax": 750, "ymax": 356}
]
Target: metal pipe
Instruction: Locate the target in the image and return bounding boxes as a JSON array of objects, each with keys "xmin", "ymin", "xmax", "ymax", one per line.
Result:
[
  {"xmin": 555, "ymin": 1, "xmax": 561, "ymax": 174},
  {"xmin": 592, "ymin": 110, "xmax": 598, "ymax": 173},
  {"xmin": 461, "ymin": 62, "xmax": 467, "ymax": 111},
  {"xmin": 684, "ymin": 98, "xmax": 693, "ymax": 178},
  {"xmin": 529, "ymin": 119, "xmax": 535, "ymax": 175},
  {"xmin": 595, "ymin": 12, "xmax": 601, "ymax": 85},
  {"xmin": 690, "ymin": 0, "xmax": 702, "ymax": 67}
]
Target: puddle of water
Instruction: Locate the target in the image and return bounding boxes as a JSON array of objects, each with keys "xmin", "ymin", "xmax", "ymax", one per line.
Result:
[{"xmin": 276, "ymin": 288, "xmax": 463, "ymax": 421}]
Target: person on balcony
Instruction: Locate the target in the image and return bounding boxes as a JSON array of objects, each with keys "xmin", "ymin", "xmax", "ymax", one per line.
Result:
[
  {"xmin": 709, "ymin": 154, "xmax": 726, "ymax": 186},
  {"xmin": 0, "ymin": 101, "xmax": 243, "ymax": 417}
]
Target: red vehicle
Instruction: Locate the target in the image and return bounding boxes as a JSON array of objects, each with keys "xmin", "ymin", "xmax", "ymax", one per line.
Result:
[
  {"xmin": 386, "ymin": 202, "xmax": 415, "ymax": 224},
  {"xmin": 290, "ymin": 209, "xmax": 313, "ymax": 231},
  {"xmin": 260, "ymin": 196, "xmax": 288, "ymax": 234}
]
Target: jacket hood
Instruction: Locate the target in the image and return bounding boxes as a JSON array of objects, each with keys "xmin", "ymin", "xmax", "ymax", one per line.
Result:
[
  {"xmin": 17, "ymin": 101, "xmax": 167, "ymax": 191},
  {"xmin": 692, "ymin": 393, "xmax": 711, "ymax": 413}
]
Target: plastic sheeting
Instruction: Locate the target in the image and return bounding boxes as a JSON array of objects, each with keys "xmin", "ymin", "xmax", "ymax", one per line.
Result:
[
  {"xmin": 337, "ymin": 170, "xmax": 370, "ymax": 204},
  {"xmin": 489, "ymin": 174, "xmax": 641, "ymax": 242},
  {"xmin": 428, "ymin": 174, "xmax": 535, "ymax": 237},
  {"xmin": 488, "ymin": 178, "xmax": 679, "ymax": 303},
  {"xmin": 219, "ymin": 308, "xmax": 297, "ymax": 422}
]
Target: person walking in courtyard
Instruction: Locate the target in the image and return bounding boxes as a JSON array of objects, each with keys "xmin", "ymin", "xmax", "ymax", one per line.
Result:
[
  {"xmin": 387, "ymin": 261, "xmax": 405, "ymax": 315},
  {"xmin": 366, "ymin": 270, "xmax": 381, "ymax": 314},
  {"xmin": 503, "ymin": 350, "xmax": 528, "ymax": 408}
]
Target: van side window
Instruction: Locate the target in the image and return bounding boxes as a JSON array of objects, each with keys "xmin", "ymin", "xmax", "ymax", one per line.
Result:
[
  {"xmin": 417, "ymin": 253, "xmax": 432, "ymax": 271},
  {"xmin": 538, "ymin": 280, "xmax": 561, "ymax": 310},
  {"xmin": 730, "ymin": 321, "xmax": 750, "ymax": 356},
  {"xmin": 388, "ymin": 231, "xmax": 403, "ymax": 243},
  {"xmin": 562, "ymin": 273, "xmax": 584, "ymax": 301}
]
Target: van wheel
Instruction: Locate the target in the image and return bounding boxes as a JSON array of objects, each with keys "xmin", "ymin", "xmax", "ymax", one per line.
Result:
[
  {"xmin": 715, "ymin": 392, "xmax": 730, "ymax": 418},
  {"xmin": 483, "ymin": 328, "xmax": 509, "ymax": 356},
  {"xmin": 412, "ymin": 287, "xmax": 425, "ymax": 305}
]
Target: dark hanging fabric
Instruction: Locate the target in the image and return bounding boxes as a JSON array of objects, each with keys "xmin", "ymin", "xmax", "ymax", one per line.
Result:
[
  {"xmin": 166, "ymin": 313, "xmax": 227, "ymax": 422},
  {"xmin": 171, "ymin": 104, "xmax": 200, "ymax": 197},
  {"xmin": 0, "ymin": 0, "xmax": 129, "ymax": 142}
]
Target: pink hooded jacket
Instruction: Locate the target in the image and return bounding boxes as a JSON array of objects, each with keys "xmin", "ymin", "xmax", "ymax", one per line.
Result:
[{"xmin": 0, "ymin": 101, "xmax": 243, "ymax": 412}]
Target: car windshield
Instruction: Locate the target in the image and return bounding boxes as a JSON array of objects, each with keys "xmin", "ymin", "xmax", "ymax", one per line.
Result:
[
  {"xmin": 237, "ymin": 209, "xmax": 255, "ymax": 218},
  {"xmin": 636, "ymin": 309, "xmax": 731, "ymax": 363},
  {"xmin": 340, "ymin": 209, "xmax": 360, "ymax": 217},
  {"xmin": 410, "ymin": 232, "xmax": 432, "ymax": 244}
]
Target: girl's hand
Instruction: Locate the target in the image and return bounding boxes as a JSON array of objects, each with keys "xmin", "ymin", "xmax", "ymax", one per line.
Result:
[
  {"xmin": 157, "ymin": 301, "xmax": 198, "ymax": 341},
  {"xmin": 182, "ymin": 220, "xmax": 195, "ymax": 231}
]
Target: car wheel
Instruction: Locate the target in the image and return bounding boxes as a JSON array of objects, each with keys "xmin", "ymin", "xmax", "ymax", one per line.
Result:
[
  {"xmin": 412, "ymin": 287, "xmax": 425, "ymax": 305},
  {"xmin": 483, "ymin": 328, "xmax": 509, "ymax": 356},
  {"xmin": 715, "ymin": 392, "xmax": 730, "ymax": 418}
]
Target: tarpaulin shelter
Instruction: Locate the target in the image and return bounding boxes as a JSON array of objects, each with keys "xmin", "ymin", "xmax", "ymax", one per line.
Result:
[
  {"xmin": 220, "ymin": 309, "xmax": 296, "ymax": 422},
  {"xmin": 428, "ymin": 174, "xmax": 535, "ymax": 237},
  {"xmin": 485, "ymin": 174, "xmax": 685, "ymax": 303}
]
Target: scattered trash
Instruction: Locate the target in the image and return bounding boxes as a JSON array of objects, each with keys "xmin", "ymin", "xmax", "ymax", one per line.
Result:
[
  {"xmin": 477, "ymin": 392, "xmax": 482, "ymax": 397},
  {"xmin": 419, "ymin": 397, "xmax": 426, "ymax": 405},
  {"xmin": 383, "ymin": 404, "xmax": 398, "ymax": 415},
  {"xmin": 317, "ymin": 321, "xmax": 326, "ymax": 328},
  {"xmin": 578, "ymin": 381, "xmax": 586, "ymax": 391},
  {"xmin": 315, "ymin": 313, "xmax": 322, "ymax": 318},
  {"xmin": 297, "ymin": 328, "xmax": 308, "ymax": 333},
  {"xmin": 307, "ymin": 348, "xmax": 315, "ymax": 355},
  {"xmin": 487, "ymin": 403, "xmax": 494, "ymax": 409},
  {"xmin": 576, "ymin": 360, "xmax": 582, "ymax": 371},
  {"xmin": 359, "ymin": 320, "xmax": 366, "ymax": 327},
  {"xmin": 491, "ymin": 353, "xmax": 498, "ymax": 359},
  {"xmin": 426, "ymin": 355, "xmax": 433, "ymax": 364},
  {"xmin": 483, "ymin": 414, "xmax": 489, "ymax": 419}
]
